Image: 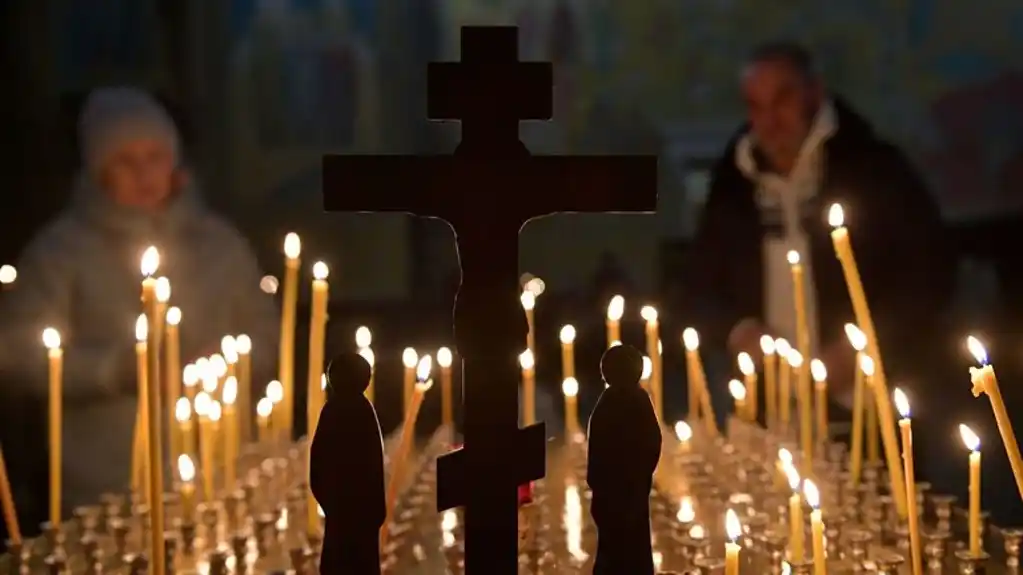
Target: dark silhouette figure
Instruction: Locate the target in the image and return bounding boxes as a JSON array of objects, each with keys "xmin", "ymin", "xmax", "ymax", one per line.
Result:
[
  {"xmin": 322, "ymin": 26, "xmax": 657, "ymax": 572},
  {"xmin": 587, "ymin": 344, "xmax": 662, "ymax": 575},
  {"xmin": 309, "ymin": 353, "xmax": 385, "ymax": 575}
]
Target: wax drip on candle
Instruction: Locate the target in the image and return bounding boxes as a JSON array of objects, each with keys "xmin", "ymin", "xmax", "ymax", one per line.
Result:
[
  {"xmin": 606, "ymin": 295, "xmax": 624, "ymax": 321},
  {"xmin": 355, "ymin": 326, "xmax": 372, "ymax": 349}
]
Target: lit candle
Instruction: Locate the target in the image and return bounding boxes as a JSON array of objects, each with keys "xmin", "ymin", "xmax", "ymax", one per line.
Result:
[
  {"xmin": 193, "ymin": 391, "xmax": 214, "ymax": 500},
  {"xmin": 775, "ymin": 338, "xmax": 793, "ymax": 426},
  {"xmin": 960, "ymin": 424, "xmax": 983, "ymax": 557},
  {"xmin": 786, "ymin": 349, "xmax": 804, "ymax": 440},
  {"xmin": 165, "ymin": 306, "xmax": 182, "ymax": 447},
  {"xmin": 810, "ymin": 359, "xmax": 828, "ymax": 448},
  {"xmin": 845, "ymin": 324, "xmax": 868, "ymax": 485},
  {"xmin": 682, "ymin": 328, "xmax": 718, "ymax": 435},
  {"xmin": 894, "ymin": 388, "xmax": 923, "ymax": 575},
  {"xmin": 207, "ymin": 401, "xmax": 222, "ymax": 492},
  {"xmin": 788, "ymin": 250, "xmax": 812, "ymax": 451},
  {"xmin": 641, "ymin": 306, "xmax": 663, "ymax": 421},
  {"xmin": 605, "ymin": 295, "xmax": 624, "ymax": 348},
  {"xmin": 724, "ymin": 508, "xmax": 742, "ymax": 575},
  {"xmin": 306, "ymin": 262, "xmax": 330, "ymax": 439},
  {"xmin": 140, "ymin": 246, "xmax": 166, "ymax": 575},
  {"xmin": 401, "ymin": 348, "xmax": 418, "ymax": 416},
  {"xmin": 355, "ymin": 327, "xmax": 373, "ymax": 402},
  {"xmin": 786, "ymin": 464, "xmax": 805, "ymax": 561},
  {"xmin": 804, "ymin": 479, "xmax": 826, "ymax": 575},
  {"xmin": 174, "ymin": 397, "xmax": 193, "ymax": 465},
  {"xmin": 521, "ymin": 290, "xmax": 536, "ymax": 354},
  {"xmin": 436, "ymin": 347, "xmax": 453, "ymax": 428},
  {"xmin": 828, "ymin": 204, "xmax": 907, "ymax": 518},
  {"xmin": 221, "ymin": 337, "xmax": 238, "ymax": 392},
  {"xmin": 279, "ymin": 233, "xmax": 301, "ymax": 439},
  {"xmin": 132, "ymin": 315, "xmax": 150, "ymax": 498},
  {"xmin": 256, "ymin": 397, "xmax": 273, "ymax": 444},
  {"xmin": 728, "ymin": 379, "xmax": 747, "ymax": 422},
  {"xmin": 222, "ymin": 376, "xmax": 239, "ymax": 489},
  {"xmin": 382, "ymin": 356, "xmax": 434, "ymax": 541},
  {"xmin": 562, "ymin": 377, "xmax": 580, "ymax": 440},
  {"xmin": 42, "ymin": 328, "xmax": 62, "ymax": 527},
  {"xmin": 674, "ymin": 421, "xmax": 692, "ymax": 455},
  {"xmin": 183, "ymin": 362, "xmax": 199, "ymax": 402},
  {"xmin": 737, "ymin": 351, "xmax": 757, "ymax": 422},
  {"xmin": 176, "ymin": 454, "xmax": 196, "ymax": 523},
  {"xmin": 520, "ymin": 350, "xmax": 536, "ymax": 426},
  {"xmin": 777, "ymin": 448, "xmax": 793, "ymax": 491},
  {"xmin": 559, "ymin": 325, "xmax": 576, "ymax": 380},
  {"xmin": 266, "ymin": 381, "xmax": 284, "ymax": 445},
  {"xmin": 966, "ymin": 336, "xmax": 1023, "ymax": 501},
  {"xmin": 0, "ymin": 265, "xmax": 16, "ymax": 286},
  {"xmin": 0, "ymin": 446, "xmax": 22, "ymax": 545},
  {"xmin": 761, "ymin": 336, "xmax": 777, "ymax": 430},
  {"xmin": 863, "ymin": 357, "xmax": 879, "ymax": 465},
  {"xmin": 677, "ymin": 495, "xmax": 695, "ymax": 523},
  {"xmin": 234, "ymin": 334, "xmax": 252, "ymax": 442}
]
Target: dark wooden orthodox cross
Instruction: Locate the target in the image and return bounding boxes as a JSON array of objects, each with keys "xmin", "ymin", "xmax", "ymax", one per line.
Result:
[{"xmin": 322, "ymin": 26, "xmax": 657, "ymax": 573}]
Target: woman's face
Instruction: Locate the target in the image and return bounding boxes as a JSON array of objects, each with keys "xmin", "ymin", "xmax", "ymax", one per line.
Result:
[{"xmin": 100, "ymin": 137, "xmax": 176, "ymax": 209}]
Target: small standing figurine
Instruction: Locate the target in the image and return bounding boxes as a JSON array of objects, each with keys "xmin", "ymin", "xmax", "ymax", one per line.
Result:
[
  {"xmin": 587, "ymin": 344, "xmax": 662, "ymax": 575},
  {"xmin": 309, "ymin": 353, "xmax": 385, "ymax": 574}
]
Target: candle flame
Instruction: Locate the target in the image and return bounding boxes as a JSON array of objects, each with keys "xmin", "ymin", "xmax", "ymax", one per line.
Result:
[
  {"xmin": 641, "ymin": 356, "xmax": 653, "ymax": 379},
  {"xmin": 893, "ymin": 387, "xmax": 910, "ymax": 418},
  {"xmin": 966, "ymin": 335, "xmax": 988, "ymax": 365},
  {"xmin": 519, "ymin": 349, "xmax": 535, "ymax": 371},
  {"xmin": 436, "ymin": 347, "xmax": 452, "ymax": 368},
  {"xmin": 155, "ymin": 277, "xmax": 171, "ymax": 302},
  {"xmin": 222, "ymin": 376, "xmax": 238, "ymax": 405},
  {"xmin": 774, "ymin": 337, "xmax": 791, "ymax": 356},
  {"xmin": 674, "ymin": 421, "xmax": 692, "ymax": 442},
  {"xmin": 221, "ymin": 335, "xmax": 238, "ymax": 361},
  {"xmin": 520, "ymin": 290, "xmax": 536, "ymax": 311},
  {"xmin": 193, "ymin": 392, "xmax": 211, "ymax": 416},
  {"xmin": 524, "ymin": 276, "xmax": 545, "ymax": 296},
  {"xmin": 182, "ymin": 364, "xmax": 199, "ymax": 387},
  {"xmin": 140, "ymin": 246, "xmax": 160, "ymax": 277},
  {"xmin": 355, "ymin": 326, "xmax": 372, "ymax": 348},
  {"xmin": 416, "ymin": 355, "xmax": 433, "ymax": 382},
  {"xmin": 42, "ymin": 327, "xmax": 61, "ymax": 350},
  {"xmin": 0, "ymin": 265, "xmax": 16, "ymax": 284},
  {"xmin": 760, "ymin": 335, "xmax": 776, "ymax": 355},
  {"xmin": 166, "ymin": 306, "xmax": 181, "ymax": 326},
  {"xmin": 677, "ymin": 496, "xmax": 696, "ymax": 522},
  {"xmin": 209, "ymin": 354, "xmax": 228, "ymax": 378},
  {"xmin": 283, "ymin": 232, "xmax": 301, "ymax": 259},
  {"xmin": 201, "ymin": 369, "xmax": 218, "ymax": 394},
  {"xmin": 859, "ymin": 355, "xmax": 875, "ymax": 377},
  {"xmin": 321, "ymin": 373, "xmax": 327, "ymax": 390},
  {"xmin": 844, "ymin": 323, "xmax": 867, "ymax": 351},
  {"xmin": 441, "ymin": 509, "xmax": 458, "ymax": 531},
  {"xmin": 725, "ymin": 508, "xmax": 742, "ymax": 541},
  {"xmin": 689, "ymin": 524, "xmax": 706, "ymax": 539},
  {"xmin": 175, "ymin": 397, "xmax": 192, "ymax": 422},
  {"xmin": 208, "ymin": 401, "xmax": 222, "ymax": 422},
  {"xmin": 235, "ymin": 334, "xmax": 251, "ymax": 354},
  {"xmin": 177, "ymin": 454, "xmax": 196, "ymax": 483},
  {"xmin": 135, "ymin": 314, "xmax": 148, "ymax": 342},
  {"xmin": 562, "ymin": 377, "xmax": 579, "ymax": 397},
  {"xmin": 312, "ymin": 261, "xmax": 329, "ymax": 281},
  {"xmin": 737, "ymin": 352, "xmax": 755, "ymax": 375},
  {"xmin": 785, "ymin": 465, "xmax": 801, "ymax": 491},
  {"xmin": 787, "ymin": 349, "xmax": 804, "ymax": 368},
  {"xmin": 803, "ymin": 479, "xmax": 820, "ymax": 509},
  {"xmin": 606, "ymin": 295, "xmax": 624, "ymax": 321},
  {"xmin": 682, "ymin": 328, "xmax": 700, "ymax": 351},
  {"xmin": 641, "ymin": 305, "xmax": 658, "ymax": 322},
  {"xmin": 559, "ymin": 324, "xmax": 576, "ymax": 344},
  {"xmin": 810, "ymin": 359, "xmax": 827, "ymax": 382},
  {"xmin": 358, "ymin": 347, "xmax": 375, "ymax": 368},
  {"xmin": 658, "ymin": 339, "xmax": 663, "ymax": 354},
  {"xmin": 827, "ymin": 203, "xmax": 845, "ymax": 228},
  {"xmin": 786, "ymin": 250, "xmax": 801, "ymax": 265},
  {"xmin": 960, "ymin": 424, "xmax": 980, "ymax": 451},
  {"xmin": 266, "ymin": 380, "xmax": 283, "ymax": 403},
  {"xmin": 728, "ymin": 379, "xmax": 747, "ymax": 401},
  {"xmin": 402, "ymin": 347, "xmax": 418, "ymax": 368},
  {"xmin": 778, "ymin": 448, "xmax": 793, "ymax": 464},
  {"xmin": 257, "ymin": 397, "xmax": 273, "ymax": 418},
  {"xmin": 609, "ymin": 340, "xmax": 622, "ymax": 348}
]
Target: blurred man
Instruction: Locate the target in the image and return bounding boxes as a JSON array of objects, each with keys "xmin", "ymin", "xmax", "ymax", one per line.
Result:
[
  {"xmin": 0, "ymin": 87, "xmax": 278, "ymax": 510},
  {"xmin": 686, "ymin": 43, "xmax": 953, "ymax": 406}
]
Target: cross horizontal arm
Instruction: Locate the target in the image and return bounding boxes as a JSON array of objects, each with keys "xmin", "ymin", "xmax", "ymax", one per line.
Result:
[
  {"xmin": 528, "ymin": 155, "xmax": 659, "ymax": 215},
  {"xmin": 322, "ymin": 155, "xmax": 457, "ymax": 215}
]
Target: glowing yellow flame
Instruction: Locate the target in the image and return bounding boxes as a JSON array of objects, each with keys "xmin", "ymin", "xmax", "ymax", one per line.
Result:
[
  {"xmin": 257, "ymin": 397, "xmax": 273, "ymax": 418},
  {"xmin": 210, "ymin": 354, "xmax": 227, "ymax": 378},
  {"xmin": 437, "ymin": 347, "xmax": 452, "ymax": 368},
  {"xmin": 135, "ymin": 315, "xmax": 148, "ymax": 342},
  {"xmin": 559, "ymin": 325, "xmax": 576, "ymax": 344},
  {"xmin": 677, "ymin": 496, "xmax": 695, "ymax": 522},
  {"xmin": 682, "ymin": 328, "xmax": 700, "ymax": 351},
  {"xmin": 201, "ymin": 370, "xmax": 218, "ymax": 394},
  {"xmin": 760, "ymin": 335, "xmax": 775, "ymax": 355},
  {"xmin": 520, "ymin": 290, "xmax": 535, "ymax": 311},
  {"xmin": 321, "ymin": 373, "xmax": 326, "ymax": 390},
  {"xmin": 166, "ymin": 306, "xmax": 181, "ymax": 326},
  {"xmin": 774, "ymin": 338, "xmax": 791, "ymax": 356},
  {"xmin": 355, "ymin": 326, "xmax": 372, "ymax": 348},
  {"xmin": 606, "ymin": 295, "xmax": 624, "ymax": 321},
  {"xmin": 728, "ymin": 379, "xmax": 746, "ymax": 401},
  {"xmin": 859, "ymin": 355, "xmax": 875, "ymax": 377},
  {"xmin": 0, "ymin": 265, "xmax": 16, "ymax": 284},
  {"xmin": 177, "ymin": 454, "xmax": 195, "ymax": 483},
  {"xmin": 155, "ymin": 277, "xmax": 171, "ymax": 302},
  {"xmin": 893, "ymin": 388, "xmax": 910, "ymax": 418},
  {"xmin": 284, "ymin": 233, "xmax": 301, "ymax": 259},
  {"xmin": 960, "ymin": 424, "xmax": 980, "ymax": 451},
  {"xmin": 737, "ymin": 352, "xmax": 755, "ymax": 375},
  {"xmin": 140, "ymin": 246, "xmax": 160, "ymax": 277},
  {"xmin": 561, "ymin": 377, "xmax": 579, "ymax": 397},
  {"xmin": 674, "ymin": 421, "xmax": 692, "ymax": 442},
  {"xmin": 787, "ymin": 349, "xmax": 804, "ymax": 368},
  {"xmin": 786, "ymin": 465, "xmax": 801, "ymax": 491},
  {"xmin": 182, "ymin": 364, "xmax": 199, "ymax": 388},
  {"xmin": 725, "ymin": 508, "xmax": 741, "ymax": 541},
  {"xmin": 235, "ymin": 334, "xmax": 251, "ymax": 354},
  {"xmin": 441, "ymin": 510, "xmax": 458, "ymax": 531},
  {"xmin": 42, "ymin": 327, "xmax": 61, "ymax": 350},
  {"xmin": 402, "ymin": 348, "xmax": 418, "ymax": 368},
  {"xmin": 787, "ymin": 250, "xmax": 801, "ymax": 265},
  {"xmin": 641, "ymin": 305, "xmax": 658, "ymax": 323},
  {"xmin": 778, "ymin": 448, "xmax": 793, "ymax": 464},
  {"xmin": 641, "ymin": 356, "xmax": 653, "ymax": 379},
  {"xmin": 966, "ymin": 336, "xmax": 987, "ymax": 365},
  {"xmin": 193, "ymin": 392, "xmax": 211, "ymax": 416},
  {"xmin": 828, "ymin": 204, "xmax": 845, "ymax": 228},
  {"xmin": 208, "ymin": 401, "xmax": 222, "ymax": 422},
  {"xmin": 221, "ymin": 336, "xmax": 237, "ymax": 360},
  {"xmin": 609, "ymin": 340, "xmax": 622, "ymax": 348},
  {"xmin": 312, "ymin": 261, "xmax": 329, "ymax": 281},
  {"xmin": 810, "ymin": 359, "xmax": 827, "ymax": 382},
  {"xmin": 519, "ymin": 349, "xmax": 534, "ymax": 371},
  {"xmin": 416, "ymin": 355, "xmax": 433, "ymax": 382},
  {"xmin": 358, "ymin": 347, "xmax": 375, "ymax": 368},
  {"xmin": 803, "ymin": 479, "xmax": 820, "ymax": 509},
  {"xmin": 175, "ymin": 397, "xmax": 192, "ymax": 422},
  {"xmin": 222, "ymin": 376, "xmax": 238, "ymax": 405},
  {"xmin": 844, "ymin": 324, "xmax": 867, "ymax": 351},
  {"xmin": 266, "ymin": 380, "xmax": 283, "ymax": 403}
]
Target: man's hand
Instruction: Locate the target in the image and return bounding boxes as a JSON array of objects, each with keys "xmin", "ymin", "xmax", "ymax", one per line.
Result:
[{"xmin": 727, "ymin": 318, "xmax": 768, "ymax": 362}]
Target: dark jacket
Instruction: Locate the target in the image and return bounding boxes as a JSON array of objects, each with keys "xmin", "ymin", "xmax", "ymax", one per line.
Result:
[{"xmin": 686, "ymin": 98, "xmax": 954, "ymax": 377}]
